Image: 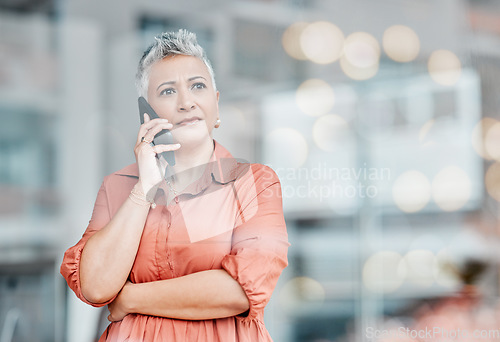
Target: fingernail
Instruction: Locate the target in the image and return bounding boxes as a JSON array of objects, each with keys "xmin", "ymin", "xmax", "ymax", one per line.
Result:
[{"xmin": 175, "ymin": 143, "xmax": 181, "ymax": 147}]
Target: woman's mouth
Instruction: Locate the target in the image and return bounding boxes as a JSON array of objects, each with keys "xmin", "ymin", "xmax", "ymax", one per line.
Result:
[{"xmin": 177, "ymin": 117, "xmax": 202, "ymax": 126}]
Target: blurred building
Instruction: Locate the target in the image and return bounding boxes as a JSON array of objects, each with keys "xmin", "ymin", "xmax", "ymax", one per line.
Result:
[{"xmin": 1, "ymin": 0, "xmax": 500, "ymax": 341}]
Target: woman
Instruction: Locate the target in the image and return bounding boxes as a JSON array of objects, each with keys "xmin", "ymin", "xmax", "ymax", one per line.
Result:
[{"xmin": 60, "ymin": 29, "xmax": 289, "ymax": 341}]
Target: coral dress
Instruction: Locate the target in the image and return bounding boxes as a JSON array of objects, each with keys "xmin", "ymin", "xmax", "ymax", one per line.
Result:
[{"xmin": 60, "ymin": 140, "xmax": 289, "ymax": 341}]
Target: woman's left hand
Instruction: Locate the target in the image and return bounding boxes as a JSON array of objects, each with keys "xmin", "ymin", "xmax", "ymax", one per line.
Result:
[{"xmin": 107, "ymin": 281, "xmax": 134, "ymax": 322}]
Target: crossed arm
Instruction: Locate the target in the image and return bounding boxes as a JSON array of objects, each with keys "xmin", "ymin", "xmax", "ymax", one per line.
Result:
[
  {"xmin": 79, "ymin": 183, "xmax": 249, "ymax": 321},
  {"xmin": 107, "ymin": 270, "xmax": 249, "ymax": 322}
]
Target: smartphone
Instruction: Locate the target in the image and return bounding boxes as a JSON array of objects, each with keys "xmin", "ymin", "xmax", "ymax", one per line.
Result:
[{"xmin": 138, "ymin": 96, "xmax": 176, "ymax": 166}]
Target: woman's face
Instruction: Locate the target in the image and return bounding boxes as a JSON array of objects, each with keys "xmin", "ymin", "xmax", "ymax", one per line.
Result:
[{"xmin": 146, "ymin": 55, "xmax": 219, "ymax": 145}]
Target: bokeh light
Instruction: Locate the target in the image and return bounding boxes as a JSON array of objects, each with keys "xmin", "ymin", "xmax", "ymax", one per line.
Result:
[
  {"xmin": 296, "ymin": 78, "xmax": 335, "ymax": 116},
  {"xmin": 401, "ymin": 249, "xmax": 437, "ymax": 287},
  {"xmin": 266, "ymin": 127, "xmax": 308, "ymax": 168},
  {"xmin": 340, "ymin": 32, "xmax": 380, "ymax": 80},
  {"xmin": 312, "ymin": 114, "xmax": 349, "ymax": 152},
  {"xmin": 363, "ymin": 251, "xmax": 406, "ymax": 293},
  {"xmin": 300, "ymin": 21, "xmax": 344, "ymax": 64},
  {"xmin": 485, "ymin": 121, "xmax": 500, "ymax": 161},
  {"xmin": 344, "ymin": 32, "xmax": 380, "ymax": 68},
  {"xmin": 471, "ymin": 117, "xmax": 499, "ymax": 160},
  {"xmin": 431, "ymin": 166, "xmax": 472, "ymax": 211},
  {"xmin": 392, "ymin": 170, "xmax": 431, "ymax": 212},
  {"xmin": 428, "ymin": 49, "xmax": 462, "ymax": 86},
  {"xmin": 282, "ymin": 22, "xmax": 309, "ymax": 60},
  {"xmin": 279, "ymin": 276, "xmax": 325, "ymax": 310},
  {"xmin": 340, "ymin": 56, "xmax": 379, "ymax": 81},
  {"xmin": 383, "ymin": 25, "xmax": 420, "ymax": 62},
  {"xmin": 485, "ymin": 162, "xmax": 500, "ymax": 202}
]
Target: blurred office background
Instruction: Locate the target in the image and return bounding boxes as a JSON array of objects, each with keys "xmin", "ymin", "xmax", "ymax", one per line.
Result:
[{"xmin": 1, "ymin": 0, "xmax": 500, "ymax": 341}]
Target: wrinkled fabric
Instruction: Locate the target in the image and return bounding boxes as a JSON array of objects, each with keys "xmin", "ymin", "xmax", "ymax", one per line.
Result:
[{"xmin": 60, "ymin": 141, "xmax": 289, "ymax": 341}]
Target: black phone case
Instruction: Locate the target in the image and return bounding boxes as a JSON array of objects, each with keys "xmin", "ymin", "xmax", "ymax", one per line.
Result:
[{"xmin": 138, "ymin": 96, "xmax": 176, "ymax": 166}]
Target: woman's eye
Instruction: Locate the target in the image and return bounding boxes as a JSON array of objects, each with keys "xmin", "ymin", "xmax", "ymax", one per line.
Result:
[
  {"xmin": 160, "ymin": 88, "xmax": 175, "ymax": 95},
  {"xmin": 192, "ymin": 82, "xmax": 206, "ymax": 90}
]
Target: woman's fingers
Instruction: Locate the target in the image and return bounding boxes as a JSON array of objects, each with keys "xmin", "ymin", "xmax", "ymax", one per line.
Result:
[
  {"xmin": 136, "ymin": 118, "xmax": 172, "ymax": 145},
  {"xmin": 133, "ymin": 114, "xmax": 179, "ymax": 190},
  {"xmin": 134, "ymin": 137, "xmax": 180, "ymax": 160},
  {"xmin": 143, "ymin": 122, "xmax": 173, "ymax": 144},
  {"xmin": 141, "ymin": 115, "xmax": 168, "ymax": 131},
  {"xmin": 152, "ymin": 143, "xmax": 181, "ymax": 154},
  {"xmin": 136, "ymin": 113, "xmax": 151, "ymax": 144}
]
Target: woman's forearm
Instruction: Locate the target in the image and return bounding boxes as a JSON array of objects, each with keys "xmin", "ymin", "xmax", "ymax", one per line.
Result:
[
  {"xmin": 125, "ymin": 269, "xmax": 250, "ymax": 320},
  {"xmin": 80, "ymin": 184, "xmax": 151, "ymax": 304}
]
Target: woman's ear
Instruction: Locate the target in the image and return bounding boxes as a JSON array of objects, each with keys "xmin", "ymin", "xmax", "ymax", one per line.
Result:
[{"xmin": 215, "ymin": 91, "xmax": 220, "ymax": 123}]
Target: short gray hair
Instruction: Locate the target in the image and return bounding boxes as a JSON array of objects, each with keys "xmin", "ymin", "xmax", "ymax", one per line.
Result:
[{"xmin": 135, "ymin": 29, "xmax": 217, "ymax": 98}]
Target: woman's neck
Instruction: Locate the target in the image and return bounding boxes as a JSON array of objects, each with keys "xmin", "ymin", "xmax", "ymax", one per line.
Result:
[{"xmin": 162, "ymin": 137, "xmax": 214, "ymax": 186}]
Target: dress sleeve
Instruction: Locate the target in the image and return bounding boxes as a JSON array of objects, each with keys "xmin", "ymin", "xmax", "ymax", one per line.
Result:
[
  {"xmin": 221, "ymin": 165, "xmax": 290, "ymax": 322},
  {"xmin": 60, "ymin": 177, "xmax": 117, "ymax": 307}
]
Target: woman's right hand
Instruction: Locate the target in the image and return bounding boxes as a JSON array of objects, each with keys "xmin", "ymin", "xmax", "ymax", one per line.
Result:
[{"xmin": 134, "ymin": 113, "xmax": 180, "ymax": 195}]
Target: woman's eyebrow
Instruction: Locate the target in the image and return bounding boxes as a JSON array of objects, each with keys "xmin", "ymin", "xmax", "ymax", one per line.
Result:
[
  {"xmin": 156, "ymin": 76, "xmax": 207, "ymax": 91},
  {"xmin": 188, "ymin": 76, "xmax": 207, "ymax": 82},
  {"xmin": 156, "ymin": 81, "xmax": 175, "ymax": 91}
]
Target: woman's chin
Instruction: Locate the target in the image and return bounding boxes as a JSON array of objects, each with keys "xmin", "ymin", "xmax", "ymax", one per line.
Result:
[{"xmin": 172, "ymin": 127, "xmax": 212, "ymax": 148}]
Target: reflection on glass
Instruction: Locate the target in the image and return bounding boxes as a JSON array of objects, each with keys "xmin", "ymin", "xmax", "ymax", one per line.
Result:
[
  {"xmin": 340, "ymin": 32, "xmax": 380, "ymax": 81},
  {"xmin": 279, "ymin": 276, "xmax": 325, "ymax": 311},
  {"xmin": 363, "ymin": 251, "xmax": 406, "ymax": 293},
  {"xmin": 428, "ymin": 49, "xmax": 462, "ymax": 86},
  {"xmin": 295, "ymin": 78, "xmax": 335, "ymax": 117},
  {"xmin": 383, "ymin": 25, "xmax": 420, "ymax": 63},
  {"xmin": 418, "ymin": 118, "xmax": 435, "ymax": 145},
  {"xmin": 282, "ymin": 22, "xmax": 309, "ymax": 60},
  {"xmin": 343, "ymin": 32, "xmax": 380, "ymax": 69},
  {"xmin": 312, "ymin": 114, "xmax": 349, "ymax": 152},
  {"xmin": 485, "ymin": 162, "xmax": 500, "ymax": 202},
  {"xmin": 431, "ymin": 166, "xmax": 471, "ymax": 211},
  {"xmin": 484, "ymin": 122, "xmax": 500, "ymax": 161},
  {"xmin": 392, "ymin": 170, "xmax": 431, "ymax": 212},
  {"xmin": 402, "ymin": 249, "xmax": 437, "ymax": 287},
  {"xmin": 471, "ymin": 117, "xmax": 498, "ymax": 160},
  {"xmin": 300, "ymin": 21, "xmax": 344, "ymax": 64}
]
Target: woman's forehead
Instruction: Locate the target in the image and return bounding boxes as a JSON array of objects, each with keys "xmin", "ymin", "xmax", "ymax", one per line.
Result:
[{"xmin": 150, "ymin": 55, "xmax": 209, "ymax": 79}]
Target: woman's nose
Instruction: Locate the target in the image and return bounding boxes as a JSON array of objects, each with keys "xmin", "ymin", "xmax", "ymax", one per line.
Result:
[{"xmin": 177, "ymin": 91, "xmax": 196, "ymax": 112}]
